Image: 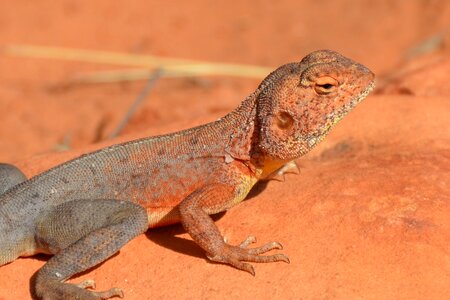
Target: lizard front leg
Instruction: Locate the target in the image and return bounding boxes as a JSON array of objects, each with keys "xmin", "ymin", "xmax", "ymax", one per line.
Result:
[
  {"xmin": 34, "ymin": 199, "xmax": 148, "ymax": 300},
  {"xmin": 178, "ymin": 183, "xmax": 289, "ymax": 275}
]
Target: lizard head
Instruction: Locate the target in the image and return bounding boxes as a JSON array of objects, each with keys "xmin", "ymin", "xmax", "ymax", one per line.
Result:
[{"xmin": 255, "ymin": 49, "xmax": 375, "ymax": 161}]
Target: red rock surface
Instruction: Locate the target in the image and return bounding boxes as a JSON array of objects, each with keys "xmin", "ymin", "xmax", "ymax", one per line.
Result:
[{"xmin": 0, "ymin": 1, "xmax": 449, "ymax": 299}]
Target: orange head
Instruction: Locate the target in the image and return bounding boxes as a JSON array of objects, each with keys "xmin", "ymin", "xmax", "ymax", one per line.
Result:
[{"xmin": 255, "ymin": 50, "xmax": 375, "ymax": 160}]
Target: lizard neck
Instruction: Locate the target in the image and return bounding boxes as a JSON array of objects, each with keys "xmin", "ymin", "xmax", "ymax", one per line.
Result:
[
  {"xmin": 219, "ymin": 92, "xmax": 259, "ymax": 162},
  {"xmin": 218, "ymin": 90, "xmax": 290, "ymax": 180}
]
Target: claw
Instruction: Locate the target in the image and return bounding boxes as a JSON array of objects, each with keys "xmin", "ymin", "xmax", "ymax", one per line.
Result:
[
  {"xmin": 239, "ymin": 236, "xmax": 257, "ymax": 248},
  {"xmin": 244, "ymin": 264, "xmax": 256, "ymax": 276},
  {"xmin": 273, "ymin": 254, "xmax": 290, "ymax": 264},
  {"xmin": 227, "ymin": 258, "xmax": 256, "ymax": 276}
]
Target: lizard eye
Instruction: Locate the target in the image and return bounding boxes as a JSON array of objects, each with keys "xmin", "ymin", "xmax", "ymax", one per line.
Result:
[{"xmin": 314, "ymin": 76, "xmax": 338, "ymax": 95}]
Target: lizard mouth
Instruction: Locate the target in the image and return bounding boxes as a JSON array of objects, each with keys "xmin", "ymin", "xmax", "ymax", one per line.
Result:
[{"xmin": 306, "ymin": 80, "xmax": 376, "ymax": 148}]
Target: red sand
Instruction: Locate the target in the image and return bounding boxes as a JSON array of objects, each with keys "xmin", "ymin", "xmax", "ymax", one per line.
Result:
[{"xmin": 0, "ymin": 1, "xmax": 449, "ymax": 299}]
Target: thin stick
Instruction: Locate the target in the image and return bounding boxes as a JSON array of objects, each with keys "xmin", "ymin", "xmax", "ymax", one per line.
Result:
[
  {"xmin": 109, "ymin": 69, "xmax": 163, "ymax": 138},
  {"xmin": 3, "ymin": 44, "xmax": 271, "ymax": 79}
]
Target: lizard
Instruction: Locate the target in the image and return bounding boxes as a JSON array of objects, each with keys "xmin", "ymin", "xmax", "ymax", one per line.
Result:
[{"xmin": 0, "ymin": 50, "xmax": 375, "ymax": 300}]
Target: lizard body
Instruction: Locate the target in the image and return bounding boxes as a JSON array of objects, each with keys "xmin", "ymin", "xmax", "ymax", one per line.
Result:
[{"xmin": 0, "ymin": 50, "xmax": 374, "ymax": 299}]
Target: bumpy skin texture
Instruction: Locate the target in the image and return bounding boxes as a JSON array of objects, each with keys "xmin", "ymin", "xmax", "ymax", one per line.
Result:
[
  {"xmin": 0, "ymin": 50, "xmax": 374, "ymax": 299},
  {"xmin": 0, "ymin": 163, "xmax": 27, "ymax": 194}
]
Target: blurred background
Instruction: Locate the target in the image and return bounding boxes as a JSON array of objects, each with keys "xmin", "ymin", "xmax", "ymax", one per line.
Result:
[{"xmin": 1, "ymin": 0, "xmax": 449, "ymax": 162}]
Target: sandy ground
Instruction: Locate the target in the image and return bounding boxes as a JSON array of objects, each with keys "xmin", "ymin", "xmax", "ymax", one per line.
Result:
[{"xmin": 0, "ymin": 1, "xmax": 449, "ymax": 299}]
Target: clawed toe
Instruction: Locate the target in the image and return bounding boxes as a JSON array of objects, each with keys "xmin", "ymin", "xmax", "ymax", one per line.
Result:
[
  {"xmin": 207, "ymin": 236, "xmax": 289, "ymax": 275},
  {"xmin": 239, "ymin": 236, "xmax": 283, "ymax": 254},
  {"xmin": 73, "ymin": 279, "xmax": 124, "ymax": 299},
  {"xmin": 227, "ymin": 258, "xmax": 256, "ymax": 276},
  {"xmin": 76, "ymin": 279, "xmax": 96, "ymax": 289},
  {"xmin": 247, "ymin": 241, "xmax": 283, "ymax": 254},
  {"xmin": 91, "ymin": 287, "xmax": 124, "ymax": 299},
  {"xmin": 239, "ymin": 236, "xmax": 257, "ymax": 248},
  {"xmin": 36, "ymin": 279, "xmax": 124, "ymax": 300}
]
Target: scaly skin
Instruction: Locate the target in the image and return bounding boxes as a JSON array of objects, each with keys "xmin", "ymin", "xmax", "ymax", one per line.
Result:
[{"xmin": 0, "ymin": 50, "xmax": 374, "ymax": 299}]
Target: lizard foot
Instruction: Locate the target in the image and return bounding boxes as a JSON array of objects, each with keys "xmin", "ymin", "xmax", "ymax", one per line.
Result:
[
  {"xmin": 266, "ymin": 161, "xmax": 300, "ymax": 182},
  {"xmin": 76, "ymin": 279, "xmax": 124, "ymax": 299},
  {"xmin": 207, "ymin": 235, "xmax": 290, "ymax": 276},
  {"xmin": 36, "ymin": 279, "xmax": 124, "ymax": 300}
]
